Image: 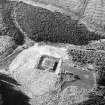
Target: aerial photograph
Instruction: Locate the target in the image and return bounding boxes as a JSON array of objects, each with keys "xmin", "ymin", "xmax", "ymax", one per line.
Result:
[{"xmin": 0, "ymin": 0, "xmax": 105, "ymax": 105}]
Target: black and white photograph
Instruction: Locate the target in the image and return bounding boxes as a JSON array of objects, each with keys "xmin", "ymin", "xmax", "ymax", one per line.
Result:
[{"xmin": 0, "ymin": 0, "xmax": 105, "ymax": 105}]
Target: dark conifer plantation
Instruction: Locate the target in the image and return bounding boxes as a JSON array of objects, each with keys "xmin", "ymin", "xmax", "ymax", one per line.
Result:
[
  {"xmin": 2, "ymin": 1, "xmax": 105, "ymax": 46},
  {"xmin": 13, "ymin": 2, "xmax": 105, "ymax": 45}
]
